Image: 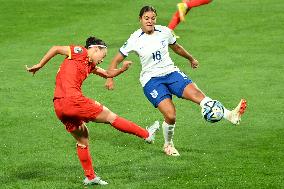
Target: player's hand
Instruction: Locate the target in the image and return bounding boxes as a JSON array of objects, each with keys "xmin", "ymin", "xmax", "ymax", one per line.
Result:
[
  {"xmin": 105, "ymin": 78, "xmax": 115, "ymax": 90},
  {"xmin": 121, "ymin": 61, "xmax": 132, "ymax": 71},
  {"xmin": 26, "ymin": 64, "xmax": 42, "ymax": 75},
  {"xmin": 190, "ymin": 59, "xmax": 199, "ymax": 69}
]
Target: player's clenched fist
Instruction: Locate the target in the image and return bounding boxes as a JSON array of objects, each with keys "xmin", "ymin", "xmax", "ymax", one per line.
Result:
[{"xmin": 121, "ymin": 60, "xmax": 132, "ymax": 71}]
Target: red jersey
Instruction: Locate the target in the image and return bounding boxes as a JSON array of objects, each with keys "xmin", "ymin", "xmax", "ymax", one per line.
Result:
[{"xmin": 54, "ymin": 45, "xmax": 95, "ymax": 98}]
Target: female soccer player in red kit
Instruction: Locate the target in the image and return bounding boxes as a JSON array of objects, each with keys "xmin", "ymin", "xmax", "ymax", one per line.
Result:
[
  {"xmin": 168, "ymin": 0, "xmax": 213, "ymax": 37},
  {"xmin": 26, "ymin": 36, "xmax": 159, "ymax": 186}
]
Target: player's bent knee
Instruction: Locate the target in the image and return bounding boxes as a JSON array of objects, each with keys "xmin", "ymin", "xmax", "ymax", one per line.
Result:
[
  {"xmin": 95, "ymin": 106, "xmax": 117, "ymax": 123},
  {"xmin": 100, "ymin": 107, "xmax": 117, "ymax": 123},
  {"xmin": 106, "ymin": 111, "xmax": 117, "ymax": 123},
  {"xmin": 76, "ymin": 140, "xmax": 89, "ymax": 148}
]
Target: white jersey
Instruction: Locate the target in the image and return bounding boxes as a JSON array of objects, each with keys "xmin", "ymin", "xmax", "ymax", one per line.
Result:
[{"xmin": 119, "ymin": 25, "xmax": 180, "ymax": 87}]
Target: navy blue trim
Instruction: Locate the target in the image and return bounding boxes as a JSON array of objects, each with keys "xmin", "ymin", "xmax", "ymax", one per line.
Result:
[
  {"xmin": 138, "ymin": 31, "xmax": 145, "ymax": 38},
  {"xmin": 119, "ymin": 50, "xmax": 127, "ymax": 57},
  {"xmin": 154, "ymin": 27, "xmax": 162, "ymax": 32},
  {"xmin": 169, "ymin": 40, "xmax": 177, "ymax": 45}
]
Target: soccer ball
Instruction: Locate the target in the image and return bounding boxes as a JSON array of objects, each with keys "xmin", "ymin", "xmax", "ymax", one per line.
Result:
[{"xmin": 201, "ymin": 100, "xmax": 224, "ymax": 123}]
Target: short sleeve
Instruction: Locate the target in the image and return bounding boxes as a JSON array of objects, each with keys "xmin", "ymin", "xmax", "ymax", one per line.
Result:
[
  {"xmin": 166, "ymin": 27, "xmax": 176, "ymax": 45},
  {"xmin": 119, "ymin": 35, "xmax": 135, "ymax": 57}
]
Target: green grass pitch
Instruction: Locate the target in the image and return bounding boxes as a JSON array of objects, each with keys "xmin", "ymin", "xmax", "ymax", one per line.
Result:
[{"xmin": 1, "ymin": 0, "xmax": 284, "ymax": 188}]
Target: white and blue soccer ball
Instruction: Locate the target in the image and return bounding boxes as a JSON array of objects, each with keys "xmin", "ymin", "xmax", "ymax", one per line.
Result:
[{"xmin": 201, "ymin": 100, "xmax": 224, "ymax": 123}]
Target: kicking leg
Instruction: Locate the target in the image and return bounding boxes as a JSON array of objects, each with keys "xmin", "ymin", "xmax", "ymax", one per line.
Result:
[
  {"xmin": 186, "ymin": 0, "xmax": 213, "ymax": 8},
  {"xmin": 168, "ymin": 11, "xmax": 181, "ymax": 31},
  {"xmin": 178, "ymin": 0, "xmax": 213, "ymax": 21},
  {"xmin": 182, "ymin": 83, "xmax": 247, "ymax": 124},
  {"xmin": 94, "ymin": 106, "xmax": 159, "ymax": 143},
  {"xmin": 168, "ymin": 6, "xmax": 190, "ymax": 38}
]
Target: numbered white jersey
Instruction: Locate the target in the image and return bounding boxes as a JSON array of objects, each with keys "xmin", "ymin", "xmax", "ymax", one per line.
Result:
[{"xmin": 120, "ymin": 25, "xmax": 180, "ymax": 87}]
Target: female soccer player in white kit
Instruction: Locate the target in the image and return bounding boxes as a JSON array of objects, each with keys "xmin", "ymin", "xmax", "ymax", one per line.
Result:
[{"xmin": 106, "ymin": 6, "xmax": 247, "ymax": 156}]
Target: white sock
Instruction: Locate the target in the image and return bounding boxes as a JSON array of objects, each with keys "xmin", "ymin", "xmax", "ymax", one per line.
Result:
[
  {"xmin": 223, "ymin": 107, "xmax": 231, "ymax": 120},
  {"xmin": 162, "ymin": 121, "xmax": 175, "ymax": 145},
  {"xmin": 199, "ymin": 96, "xmax": 213, "ymax": 108}
]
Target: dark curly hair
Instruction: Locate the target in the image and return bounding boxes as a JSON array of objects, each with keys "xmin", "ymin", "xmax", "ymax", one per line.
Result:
[
  {"xmin": 85, "ymin": 36, "xmax": 107, "ymax": 49},
  {"xmin": 139, "ymin": 5, "xmax": 157, "ymax": 18}
]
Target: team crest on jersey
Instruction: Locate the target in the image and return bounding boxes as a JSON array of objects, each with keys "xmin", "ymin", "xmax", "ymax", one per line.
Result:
[
  {"xmin": 160, "ymin": 40, "xmax": 166, "ymax": 48},
  {"xmin": 150, "ymin": 89, "xmax": 158, "ymax": 99},
  {"xmin": 74, "ymin": 46, "xmax": 83, "ymax": 54}
]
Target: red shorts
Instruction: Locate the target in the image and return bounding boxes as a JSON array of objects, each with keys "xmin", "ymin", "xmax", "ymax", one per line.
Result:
[{"xmin": 53, "ymin": 96, "xmax": 103, "ymax": 132}]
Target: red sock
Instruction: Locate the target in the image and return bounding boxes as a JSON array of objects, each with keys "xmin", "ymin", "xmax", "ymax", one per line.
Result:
[
  {"xmin": 111, "ymin": 116, "xmax": 149, "ymax": 139},
  {"xmin": 76, "ymin": 145, "xmax": 95, "ymax": 180},
  {"xmin": 168, "ymin": 11, "xmax": 180, "ymax": 30},
  {"xmin": 186, "ymin": 0, "xmax": 212, "ymax": 8},
  {"xmin": 168, "ymin": 8, "xmax": 191, "ymax": 30}
]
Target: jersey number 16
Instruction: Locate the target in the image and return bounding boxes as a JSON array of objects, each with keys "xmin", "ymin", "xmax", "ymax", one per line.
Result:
[{"xmin": 152, "ymin": 51, "xmax": 161, "ymax": 61}]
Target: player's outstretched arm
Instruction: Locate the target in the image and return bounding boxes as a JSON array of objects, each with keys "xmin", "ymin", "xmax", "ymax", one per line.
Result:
[
  {"xmin": 26, "ymin": 46, "xmax": 69, "ymax": 75},
  {"xmin": 104, "ymin": 52, "xmax": 126, "ymax": 90},
  {"xmin": 169, "ymin": 43, "xmax": 199, "ymax": 69},
  {"xmin": 92, "ymin": 61, "xmax": 132, "ymax": 79}
]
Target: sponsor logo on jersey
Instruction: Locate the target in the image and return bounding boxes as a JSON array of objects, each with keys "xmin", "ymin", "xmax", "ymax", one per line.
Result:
[{"xmin": 74, "ymin": 46, "xmax": 83, "ymax": 54}]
